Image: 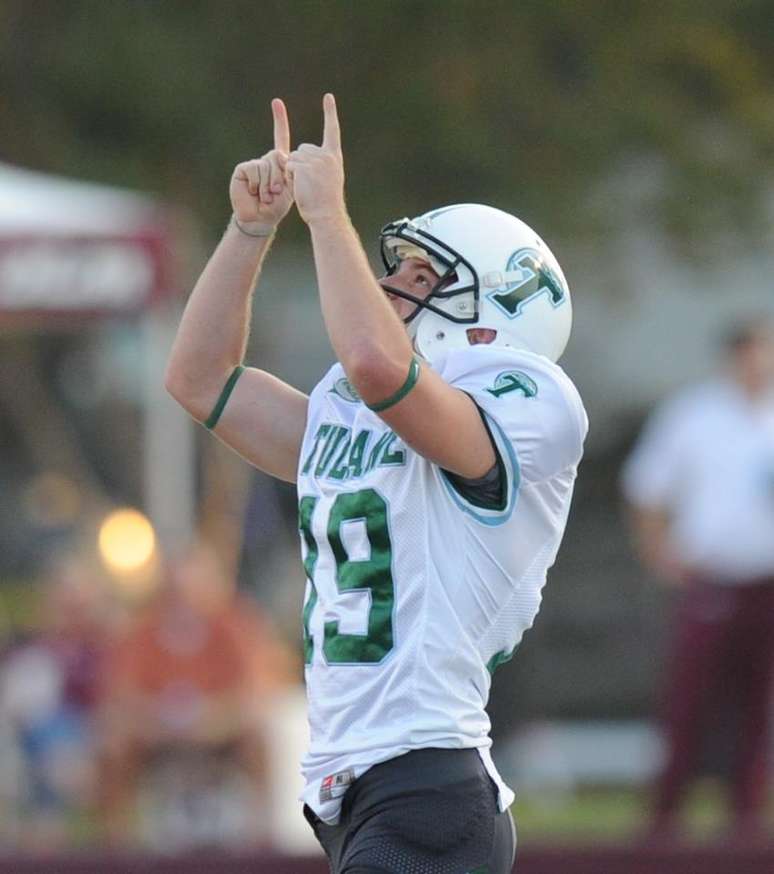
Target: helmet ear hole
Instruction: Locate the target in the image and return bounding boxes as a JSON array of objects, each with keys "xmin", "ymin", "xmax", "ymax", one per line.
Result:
[{"xmin": 466, "ymin": 328, "xmax": 497, "ymax": 346}]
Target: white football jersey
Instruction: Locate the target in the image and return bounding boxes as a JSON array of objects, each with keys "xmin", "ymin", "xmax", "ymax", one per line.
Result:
[{"xmin": 296, "ymin": 345, "xmax": 587, "ymax": 823}]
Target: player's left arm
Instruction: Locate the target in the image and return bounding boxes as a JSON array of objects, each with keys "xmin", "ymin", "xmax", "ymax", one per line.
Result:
[{"xmin": 288, "ymin": 94, "xmax": 495, "ymax": 479}]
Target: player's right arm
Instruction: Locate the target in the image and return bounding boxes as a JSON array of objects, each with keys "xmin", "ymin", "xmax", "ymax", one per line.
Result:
[
  {"xmin": 165, "ymin": 99, "xmax": 308, "ymax": 484},
  {"xmin": 621, "ymin": 400, "xmax": 689, "ymax": 585},
  {"xmin": 626, "ymin": 504, "xmax": 687, "ymax": 585}
]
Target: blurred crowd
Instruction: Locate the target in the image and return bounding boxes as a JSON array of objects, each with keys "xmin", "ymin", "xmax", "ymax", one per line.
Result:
[{"xmin": 0, "ymin": 540, "xmax": 299, "ymax": 853}]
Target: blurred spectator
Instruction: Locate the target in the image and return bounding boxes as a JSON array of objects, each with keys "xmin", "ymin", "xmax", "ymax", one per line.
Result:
[
  {"xmin": 239, "ymin": 471, "xmax": 306, "ymax": 639},
  {"xmin": 0, "ymin": 550, "xmax": 110, "ymax": 850},
  {"xmin": 99, "ymin": 541, "xmax": 297, "ymax": 850},
  {"xmin": 621, "ymin": 317, "xmax": 774, "ymax": 844}
]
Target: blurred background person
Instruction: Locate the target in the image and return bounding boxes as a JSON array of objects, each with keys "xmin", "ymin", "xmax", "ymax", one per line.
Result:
[
  {"xmin": 621, "ymin": 316, "xmax": 774, "ymax": 844},
  {"xmin": 0, "ymin": 549, "xmax": 111, "ymax": 851},
  {"xmin": 99, "ymin": 541, "xmax": 297, "ymax": 851}
]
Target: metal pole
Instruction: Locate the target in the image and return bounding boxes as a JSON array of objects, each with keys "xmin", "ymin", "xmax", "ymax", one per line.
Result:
[{"xmin": 142, "ymin": 302, "xmax": 195, "ymax": 550}]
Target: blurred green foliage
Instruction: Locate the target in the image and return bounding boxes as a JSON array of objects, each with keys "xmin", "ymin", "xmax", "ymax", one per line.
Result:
[
  {"xmin": 513, "ymin": 780, "xmax": 774, "ymax": 845},
  {"xmin": 2, "ymin": 0, "xmax": 774, "ymax": 247}
]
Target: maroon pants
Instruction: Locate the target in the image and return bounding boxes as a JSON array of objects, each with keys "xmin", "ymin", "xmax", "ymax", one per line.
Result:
[{"xmin": 654, "ymin": 575, "xmax": 774, "ymax": 828}]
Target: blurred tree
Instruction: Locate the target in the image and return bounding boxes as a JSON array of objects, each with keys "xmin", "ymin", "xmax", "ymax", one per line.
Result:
[{"xmin": 1, "ymin": 0, "xmax": 773, "ymax": 249}]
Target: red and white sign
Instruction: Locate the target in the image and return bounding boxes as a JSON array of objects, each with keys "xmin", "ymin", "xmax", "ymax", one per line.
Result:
[{"xmin": 0, "ymin": 162, "xmax": 178, "ymax": 322}]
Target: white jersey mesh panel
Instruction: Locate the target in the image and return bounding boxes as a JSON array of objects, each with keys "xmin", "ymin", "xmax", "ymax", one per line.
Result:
[{"xmin": 478, "ymin": 536, "xmax": 560, "ymax": 665}]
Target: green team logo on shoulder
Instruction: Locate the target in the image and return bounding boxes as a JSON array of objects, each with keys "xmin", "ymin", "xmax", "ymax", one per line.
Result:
[
  {"xmin": 486, "ymin": 370, "xmax": 537, "ymax": 399},
  {"xmin": 330, "ymin": 377, "xmax": 361, "ymax": 403},
  {"xmin": 489, "ymin": 248, "xmax": 567, "ymax": 319}
]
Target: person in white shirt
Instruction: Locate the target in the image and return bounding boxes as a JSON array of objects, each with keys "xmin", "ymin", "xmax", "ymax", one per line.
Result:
[
  {"xmin": 622, "ymin": 318, "xmax": 774, "ymax": 844},
  {"xmin": 166, "ymin": 95, "xmax": 587, "ymax": 872}
]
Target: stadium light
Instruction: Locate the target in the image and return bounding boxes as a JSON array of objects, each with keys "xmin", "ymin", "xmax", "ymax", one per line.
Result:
[{"xmin": 98, "ymin": 507, "xmax": 156, "ymax": 574}]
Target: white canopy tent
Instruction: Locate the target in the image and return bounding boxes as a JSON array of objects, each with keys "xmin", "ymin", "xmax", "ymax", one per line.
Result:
[
  {"xmin": 0, "ymin": 161, "xmax": 194, "ymax": 547},
  {"xmin": 0, "ymin": 160, "xmax": 160, "ymax": 233},
  {"xmin": 0, "ymin": 161, "xmax": 174, "ymax": 318}
]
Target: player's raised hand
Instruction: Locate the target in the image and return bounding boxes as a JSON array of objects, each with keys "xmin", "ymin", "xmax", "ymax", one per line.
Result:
[
  {"xmin": 287, "ymin": 93, "xmax": 346, "ymax": 227},
  {"xmin": 229, "ymin": 98, "xmax": 293, "ymax": 233}
]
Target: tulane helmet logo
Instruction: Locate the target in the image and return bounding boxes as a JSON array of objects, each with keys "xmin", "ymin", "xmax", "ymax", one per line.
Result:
[{"xmin": 488, "ymin": 248, "xmax": 567, "ymax": 318}]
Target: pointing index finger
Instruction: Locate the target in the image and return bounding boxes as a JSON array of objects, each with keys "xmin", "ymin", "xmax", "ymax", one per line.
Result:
[
  {"xmin": 272, "ymin": 98, "xmax": 291, "ymax": 153},
  {"xmin": 322, "ymin": 93, "xmax": 341, "ymax": 152}
]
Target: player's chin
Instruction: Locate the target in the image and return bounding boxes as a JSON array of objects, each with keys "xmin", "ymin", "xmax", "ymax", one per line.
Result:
[
  {"xmin": 385, "ymin": 295, "xmax": 406, "ymax": 318},
  {"xmin": 381, "ymin": 289, "xmax": 417, "ymax": 323}
]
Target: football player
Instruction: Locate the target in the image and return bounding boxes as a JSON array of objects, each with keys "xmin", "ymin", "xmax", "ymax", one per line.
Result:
[{"xmin": 166, "ymin": 94, "xmax": 587, "ymax": 873}]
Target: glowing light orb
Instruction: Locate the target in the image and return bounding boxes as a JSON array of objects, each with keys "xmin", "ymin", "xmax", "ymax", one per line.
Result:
[{"xmin": 98, "ymin": 508, "xmax": 156, "ymax": 574}]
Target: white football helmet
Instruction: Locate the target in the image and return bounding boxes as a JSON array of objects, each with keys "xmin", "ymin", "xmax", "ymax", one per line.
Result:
[{"xmin": 379, "ymin": 203, "xmax": 572, "ymax": 363}]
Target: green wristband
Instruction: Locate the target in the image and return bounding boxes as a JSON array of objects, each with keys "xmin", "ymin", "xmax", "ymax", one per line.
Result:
[
  {"xmin": 366, "ymin": 357, "xmax": 421, "ymax": 413},
  {"xmin": 204, "ymin": 365, "xmax": 245, "ymax": 430}
]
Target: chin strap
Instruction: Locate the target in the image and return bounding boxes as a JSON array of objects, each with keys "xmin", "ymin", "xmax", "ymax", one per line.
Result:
[{"xmin": 480, "ymin": 267, "xmax": 534, "ymax": 288}]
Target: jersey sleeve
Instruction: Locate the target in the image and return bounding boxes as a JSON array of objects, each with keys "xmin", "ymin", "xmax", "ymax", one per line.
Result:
[{"xmin": 436, "ymin": 347, "xmax": 587, "ymax": 522}]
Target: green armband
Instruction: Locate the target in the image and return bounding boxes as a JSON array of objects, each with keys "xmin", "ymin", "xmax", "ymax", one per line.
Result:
[
  {"xmin": 366, "ymin": 357, "xmax": 421, "ymax": 413},
  {"xmin": 204, "ymin": 365, "xmax": 245, "ymax": 430}
]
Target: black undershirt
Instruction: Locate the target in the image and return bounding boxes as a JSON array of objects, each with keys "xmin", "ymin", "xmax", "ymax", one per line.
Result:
[
  {"xmin": 442, "ymin": 400, "xmax": 506, "ymax": 510},
  {"xmin": 445, "ymin": 460, "xmax": 504, "ymax": 509}
]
